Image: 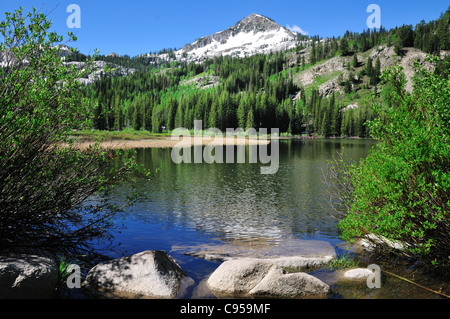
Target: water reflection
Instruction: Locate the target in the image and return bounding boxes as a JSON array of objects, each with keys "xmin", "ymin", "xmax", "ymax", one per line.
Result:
[{"xmin": 112, "ymin": 139, "xmax": 376, "ymax": 247}]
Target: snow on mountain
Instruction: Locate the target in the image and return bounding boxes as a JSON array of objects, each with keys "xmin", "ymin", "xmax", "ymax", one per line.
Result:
[
  {"xmin": 182, "ymin": 13, "xmax": 297, "ymax": 58},
  {"xmin": 150, "ymin": 13, "xmax": 299, "ymax": 63}
]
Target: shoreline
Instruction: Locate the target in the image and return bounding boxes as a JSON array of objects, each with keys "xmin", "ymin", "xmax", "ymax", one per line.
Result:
[{"xmin": 67, "ymin": 135, "xmax": 271, "ymax": 150}]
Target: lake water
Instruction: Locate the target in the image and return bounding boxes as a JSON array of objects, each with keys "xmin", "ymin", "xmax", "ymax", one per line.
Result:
[{"xmin": 89, "ymin": 139, "xmax": 376, "ymax": 295}]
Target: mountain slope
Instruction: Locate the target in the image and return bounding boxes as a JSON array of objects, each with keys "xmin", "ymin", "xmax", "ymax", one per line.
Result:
[{"xmin": 291, "ymin": 45, "xmax": 438, "ymax": 101}]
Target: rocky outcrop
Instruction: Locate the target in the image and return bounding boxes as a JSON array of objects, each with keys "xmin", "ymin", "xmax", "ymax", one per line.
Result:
[
  {"xmin": 294, "ymin": 56, "xmax": 347, "ymax": 87},
  {"xmin": 319, "ymin": 77, "xmax": 344, "ymax": 96},
  {"xmin": 368, "ymin": 46, "xmax": 435, "ymax": 92},
  {"xmin": 206, "ymin": 258, "xmax": 330, "ymax": 299},
  {"xmin": 84, "ymin": 250, "xmax": 186, "ymax": 299},
  {"xmin": 64, "ymin": 60, "xmax": 135, "ymax": 85},
  {"xmin": 0, "ymin": 255, "xmax": 58, "ymax": 299},
  {"xmin": 180, "ymin": 75, "xmax": 220, "ymax": 89},
  {"xmin": 292, "ymin": 45, "xmax": 444, "ymax": 99},
  {"xmin": 341, "ymin": 102, "xmax": 359, "ymax": 112},
  {"xmin": 0, "ymin": 47, "xmax": 134, "ymax": 86}
]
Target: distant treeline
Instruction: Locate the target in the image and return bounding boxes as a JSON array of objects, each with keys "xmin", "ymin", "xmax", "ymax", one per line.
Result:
[
  {"xmin": 78, "ymin": 7, "xmax": 449, "ymax": 137},
  {"xmin": 304, "ymin": 7, "xmax": 449, "ymax": 60},
  {"xmin": 82, "ymin": 50, "xmax": 374, "ymax": 137}
]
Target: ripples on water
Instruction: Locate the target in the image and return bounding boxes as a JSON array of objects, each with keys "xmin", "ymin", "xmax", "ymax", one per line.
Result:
[{"xmin": 102, "ymin": 139, "xmax": 376, "ymax": 255}]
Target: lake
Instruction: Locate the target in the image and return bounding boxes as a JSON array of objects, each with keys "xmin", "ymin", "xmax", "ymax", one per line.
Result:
[{"xmin": 90, "ymin": 138, "xmax": 378, "ymax": 298}]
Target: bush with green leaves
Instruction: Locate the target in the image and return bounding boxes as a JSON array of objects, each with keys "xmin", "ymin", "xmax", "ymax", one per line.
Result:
[
  {"xmin": 338, "ymin": 56, "xmax": 449, "ymax": 270},
  {"xmin": 0, "ymin": 8, "xmax": 145, "ymax": 257}
]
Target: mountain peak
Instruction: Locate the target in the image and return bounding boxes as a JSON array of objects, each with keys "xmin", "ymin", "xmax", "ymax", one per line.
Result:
[
  {"xmin": 235, "ymin": 13, "xmax": 281, "ymax": 33},
  {"xmin": 175, "ymin": 13, "xmax": 297, "ymax": 61},
  {"xmin": 241, "ymin": 13, "xmax": 269, "ymax": 21},
  {"xmin": 242, "ymin": 13, "xmax": 273, "ymax": 21}
]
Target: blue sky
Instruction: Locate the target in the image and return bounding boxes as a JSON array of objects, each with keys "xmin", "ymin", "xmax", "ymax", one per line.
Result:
[{"xmin": 1, "ymin": 1, "xmax": 449, "ymax": 57}]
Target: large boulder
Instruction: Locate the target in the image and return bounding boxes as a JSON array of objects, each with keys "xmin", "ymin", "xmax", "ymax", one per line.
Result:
[
  {"xmin": 84, "ymin": 250, "xmax": 186, "ymax": 299},
  {"xmin": 206, "ymin": 259, "xmax": 277, "ymax": 297},
  {"xmin": 0, "ymin": 255, "xmax": 58, "ymax": 299},
  {"xmin": 249, "ymin": 267, "xmax": 330, "ymax": 299},
  {"xmin": 206, "ymin": 258, "xmax": 330, "ymax": 299}
]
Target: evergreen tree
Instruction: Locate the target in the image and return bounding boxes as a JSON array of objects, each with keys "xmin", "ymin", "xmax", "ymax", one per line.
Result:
[
  {"xmin": 353, "ymin": 53, "xmax": 359, "ymax": 68},
  {"xmin": 374, "ymin": 57, "xmax": 381, "ymax": 83},
  {"xmin": 310, "ymin": 41, "xmax": 317, "ymax": 64},
  {"xmin": 174, "ymin": 102, "xmax": 184, "ymax": 129},
  {"xmin": 237, "ymin": 95, "xmax": 248, "ymax": 129},
  {"xmin": 340, "ymin": 37, "xmax": 350, "ymax": 56},
  {"xmin": 151, "ymin": 105, "xmax": 161, "ymax": 133},
  {"xmin": 321, "ymin": 102, "xmax": 331, "ymax": 137},
  {"xmin": 113, "ymin": 102, "xmax": 122, "ymax": 131},
  {"xmin": 208, "ymin": 100, "xmax": 218, "ymax": 129},
  {"xmin": 344, "ymin": 79, "xmax": 352, "ymax": 93},
  {"xmin": 246, "ymin": 108, "xmax": 255, "ymax": 130},
  {"xmin": 166, "ymin": 98, "xmax": 177, "ymax": 130},
  {"xmin": 366, "ymin": 57, "xmax": 374, "ymax": 84}
]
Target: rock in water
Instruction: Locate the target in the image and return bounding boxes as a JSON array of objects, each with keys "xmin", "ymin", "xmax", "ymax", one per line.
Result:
[
  {"xmin": 206, "ymin": 258, "xmax": 330, "ymax": 299},
  {"xmin": 85, "ymin": 250, "xmax": 186, "ymax": 299},
  {"xmin": 249, "ymin": 267, "xmax": 331, "ymax": 298},
  {"xmin": 342, "ymin": 268, "xmax": 374, "ymax": 280},
  {"xmin": 0, "ymin": 255, "xmax": 58, "ymax": 299},
  {"xmin": 206, "ymin": 259, "xmax": 277, "ymax": 297}
]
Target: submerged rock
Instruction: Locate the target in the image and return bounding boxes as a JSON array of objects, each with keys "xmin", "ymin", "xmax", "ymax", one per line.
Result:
[
  {"xmin": 0, "ymin": 255, "xmax": 58, "ymax": 299},
  {"xmin": 268, "ymin": 255, "xmax": 335, "ymax": 270},
  {"xmin": 173, "ymin": 238, "xmax": 336, "ymax": 270},
  {"xmin": 84, "ymin": 250, "xmax": 186, "ymax": 299}
]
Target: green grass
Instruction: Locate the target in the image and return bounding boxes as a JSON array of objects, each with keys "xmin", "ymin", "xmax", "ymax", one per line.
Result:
[
  {"xmin": 337, "ymin": 87, "xmax": 375, "ymax": 108},
  {"xmin": 328, "ymin": 253, "xmax": 360, "ymax": 270},
  {"xmin": 302, "ymin": 71, "xmax": 341, "ymax": 97},
  {"xmin": 57, "ymin": 257, "xmax": 72, "ymax": 286},
  {"xmin": 69, "ymin": 127, "xmax": 282, "ymax": 142},
  {"xmin": 70, "ymin": 128, "xmax": 172, "ymax": 141}
]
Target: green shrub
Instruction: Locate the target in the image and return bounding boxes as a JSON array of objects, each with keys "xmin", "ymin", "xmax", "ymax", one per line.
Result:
[
  {"xmin": 338, "ymin": 56, "xmax": 450, "ymax": 270},
  {"xmin": 0, "ymin": 8, "xmax": 145, "ymax": 256}
]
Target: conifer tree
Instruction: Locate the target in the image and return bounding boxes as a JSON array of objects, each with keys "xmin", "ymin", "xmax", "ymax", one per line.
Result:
[
  {"xmin": 310, "ymin": 41, "xmax": 317, "ymax": 64},
  {"xmin": 246, "ymin": 108, "xmax": 255, "ymax": 130},
  {"xmin": 353, "ymin": 53, "xmax": 359, "ymax": 68},
  {"xmin": 340, "ymin": 37, "xmax": 350, "ymax": 56}
]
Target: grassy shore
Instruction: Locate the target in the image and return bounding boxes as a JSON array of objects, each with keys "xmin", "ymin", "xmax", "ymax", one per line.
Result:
[
  {"xmin": 69, "ymin": 129, "xmax": 172, "ymax": 142},
  {"xmin": 66, "ymin": 129, "xmax": 271, "ymax": 150}
]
